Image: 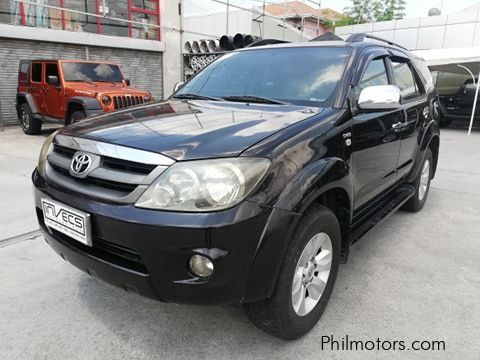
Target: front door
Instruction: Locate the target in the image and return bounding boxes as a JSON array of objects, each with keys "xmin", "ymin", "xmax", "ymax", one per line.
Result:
[
  {"xmin": 351, "ymin": 53, "xmax": 404, "ymax": 209},
  {"xmin": 44, "ymin": 62, "xmax": 65, "ymax": 119},
  {"xmin": 29, "ymin": 62, "xmax": 45, "ymax": 114}
]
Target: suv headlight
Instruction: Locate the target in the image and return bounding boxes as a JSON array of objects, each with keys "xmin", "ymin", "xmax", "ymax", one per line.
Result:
[
  {"xmin": 143, "ymin": 94, "xmax": 152, "ymax": 102},
  {"xmin": 37, "ymin": 131, "xmax": 57, "ymax": 177},
  {"xmin": 135, "ymin": 158, "xmax": 270, "ymax": 211}
]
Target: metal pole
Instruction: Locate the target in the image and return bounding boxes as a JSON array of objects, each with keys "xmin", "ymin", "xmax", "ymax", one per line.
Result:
[
  {"xmin": 283, "ymin": 0, "xmax": 286, "ymax": 40},
  {"xmin": 467, "ymin": 70, "xmax": 480, "ymax": 135},
  {"xmin": 226, "ymin": 0, "xmax": 229, "ymax": 35},
  {"xmin": 262, "ymin": 0, "xmax": 265, "ymax": 37},
  {"xmin": 316, "ymin": 0, "xmax": 320, "ymax": 36}
]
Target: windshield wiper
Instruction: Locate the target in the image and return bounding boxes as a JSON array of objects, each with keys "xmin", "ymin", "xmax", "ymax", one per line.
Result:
[
  {"xmin": 173, "ymin": 93, "xmax": 221, "ymax": 101},
  {"xmin": 221, "ymin": 95, "xmax": 288, "ymax": 105},
  {"xmin": 68, "ymin": 80, "xmax": 95, "ymax": 85}
]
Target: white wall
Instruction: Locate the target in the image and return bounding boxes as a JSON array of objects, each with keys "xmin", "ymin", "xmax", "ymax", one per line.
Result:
[{"xmin": 335, "ymin": 11, "xmax": 480, "ymax": 50}]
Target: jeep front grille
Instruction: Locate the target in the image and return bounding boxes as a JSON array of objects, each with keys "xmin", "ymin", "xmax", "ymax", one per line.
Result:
[
  {"xmin": 113, "ymin": 95, "xmax": 145, "ymax": 110},
  {"xmin": 45, "ymin": 136, "xmax": 174, "ymax": 203}
]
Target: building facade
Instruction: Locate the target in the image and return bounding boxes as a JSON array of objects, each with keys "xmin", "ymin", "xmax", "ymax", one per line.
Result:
[{"xmin": 0, "ymin": 0, "xmax": 181, "ymax": 125}]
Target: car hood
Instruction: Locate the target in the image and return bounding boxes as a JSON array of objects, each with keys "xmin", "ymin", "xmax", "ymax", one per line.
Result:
[
  {"xmin": 66, "ymin": 83, "xmax": 148, "ymax": 96},
  {"xmin": 60, "ymin": 100, "xmax": 323, "ymax": 161}
]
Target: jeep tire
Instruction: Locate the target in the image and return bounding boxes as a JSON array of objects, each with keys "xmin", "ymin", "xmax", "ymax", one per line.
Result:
[
  {"xmin": 19, "ymin": 103, "xmax": 41, "ymax": 135},
  {"xmin": 69, "ymin": 110, "xmax": 87, "ymax": 124},
  {"xmin": 244, "ymin": 204, "xmax": 341, "ymax": 340}
]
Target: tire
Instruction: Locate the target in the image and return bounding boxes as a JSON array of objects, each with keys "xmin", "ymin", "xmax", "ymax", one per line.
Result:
[
  {"xmin": 402, "ymin": 149, "xmax": 433, "ymax": 212},
  {"xmin": 19, "ymin": 103, "xmax": 41, "ymax": 135},
  {"xmin": 68, "ymin": 110, "xmax": 87, "ymax": 125},
  {"xmin": 244, "ymin": 204, "xmax": 341, "ymax": 340}
]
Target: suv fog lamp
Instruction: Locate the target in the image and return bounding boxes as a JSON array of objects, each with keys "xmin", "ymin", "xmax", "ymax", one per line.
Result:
[
  {"xmin": 189, "ymin": 254, "xmax": 214, "ymax": 278},
  {"xmin": 101, "ymin": 95, "xmax": 112, "ymax": 106}
]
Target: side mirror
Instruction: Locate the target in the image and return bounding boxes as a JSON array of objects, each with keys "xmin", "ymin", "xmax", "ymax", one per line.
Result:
[
  {"xmin": 47, "ymin": 75, "xmax": 59, "ymax": 86},
  {"xmin": 124, "ymin": 79, "xmax": 131, "ymax": 86},
  {"xmin": 173, "ymin": 81, "xmax": 185, "ymax": 93},
  {"xmin": 358, "ymin": 85, "xmax": 401, "ymax": 110}
]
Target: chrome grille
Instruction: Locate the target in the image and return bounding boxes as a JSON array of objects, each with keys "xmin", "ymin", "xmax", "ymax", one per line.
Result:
[
  {"xmin": 46, "ymin": 135, "xmax": 174, "ymax": 203},
  {"xmin": 113, "ymin": 95, "xmax": 145, "ymax": 110}
]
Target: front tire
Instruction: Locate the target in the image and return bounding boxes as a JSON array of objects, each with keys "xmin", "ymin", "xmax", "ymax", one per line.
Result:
[
  {"xmin": 244, "ymin": 204, "xmax": 341, "ymax": 339},
  {"xmin": 402, "ymin": 149, "xmax": 433, "ymax": 212},
  {"xmin": 19, "ymin": 103, "xmax": 41, "ymax": 135},
  {"xmin": 68, "ymin": 110, "xmax": 87, "ymax": 125}
]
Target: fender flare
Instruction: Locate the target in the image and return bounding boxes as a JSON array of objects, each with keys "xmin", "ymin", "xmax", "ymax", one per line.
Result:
[
  {"xmin": 243, "ymin": 157, "xmax": 353, "ymax": 302},
  {"xmin": 407, "ymin": 120, "xmax": 440, "ymax": 183},
  {"xmin": 66, "ymin": 97, "xmax": 102, "ymax": 121},
  {"xmin": 16, "ymin": 93, "xmax": 39, "ymax": 115}
]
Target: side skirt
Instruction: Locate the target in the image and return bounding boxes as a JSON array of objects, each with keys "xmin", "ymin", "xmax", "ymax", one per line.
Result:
[{"xmin": 350, "ymin": 184, "xmax": 415, "ymax": 244}]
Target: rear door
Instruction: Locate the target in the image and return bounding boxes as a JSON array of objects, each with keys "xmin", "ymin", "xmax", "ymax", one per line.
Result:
[
  {"xmin": 30, "ymin": 62, "xmax": 45, "ymax": 114},
  {"xmin": 387, "ymin": 52, "xmax": 429, "ymax": 180},
  {"xmin": 44, "ymin": 62, "xmax": 65, "ymax": 119},
  {"xmin": 351, "ymin": 48, "xmax": 404, "ymax": 209}
]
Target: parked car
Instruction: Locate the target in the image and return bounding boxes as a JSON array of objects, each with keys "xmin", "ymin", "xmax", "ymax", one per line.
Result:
[
  {"xmin": 32, "ymin": 34, "xmax": 440, "ymax": 339},
  {"xmin": 16, "ymin": 59, "xmax": 154, "ymax": 135},
  {"xmin": 436, "ymin": 77, "xmax": 480, "ymax": 127}
]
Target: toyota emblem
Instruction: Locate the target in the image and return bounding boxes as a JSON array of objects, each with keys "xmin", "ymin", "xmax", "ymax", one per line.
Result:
[{"xmin": 71, "ymin": 153, "xmax": 92, "ymax": 176}]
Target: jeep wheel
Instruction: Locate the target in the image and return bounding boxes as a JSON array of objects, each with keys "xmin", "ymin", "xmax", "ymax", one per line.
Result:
[
  {"xmin": 19, "ymin": 103, "xmax": 41, "ymax": 135},
  {"xmin": 244, "ymin": 204, "xmax": 341, "ymax": 339},
  {"xmin": 68, "ymin": 110, "xmax": 87, "ymax": 124},
  {"xmin": 402, "ymin": 149, "xmax": 433, "ymax": 212}
]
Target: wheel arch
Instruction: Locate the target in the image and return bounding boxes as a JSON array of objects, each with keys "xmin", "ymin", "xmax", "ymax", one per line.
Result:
[
  {"xmin": 65, "ymin": 97, "xmax": 102, "ymax": 124},
  {"xmin": 243, "ymin": 158, "xmax": 353, "ymax": 303},
  {"xmin": 16, "ymin": 93, "xmax": 39, "ymax": 117}
]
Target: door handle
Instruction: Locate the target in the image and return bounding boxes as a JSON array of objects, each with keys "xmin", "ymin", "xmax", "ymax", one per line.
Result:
[{"xmin": 392, "ymin": 122, "xmax": 403, "ymax": 129}]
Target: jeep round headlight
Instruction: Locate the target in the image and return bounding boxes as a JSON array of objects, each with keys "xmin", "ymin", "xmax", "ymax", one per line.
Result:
[
  {"xmin": 101, "ymin": 95, "xmax": 111, "ymax": 106},
  {"xmin": 135, "ymin": 158, "xmax": 270, "ymax": 211},
  {"xmin": 143, "ymin": 94, "xmax": 152, "ymax": 102}
]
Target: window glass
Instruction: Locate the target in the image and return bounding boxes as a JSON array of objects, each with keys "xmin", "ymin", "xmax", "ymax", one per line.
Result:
[
  {"xmin": 357, "ymin": 58, "xmax": 388, "ymax": 98},
  {"xmin": 31, "ymin": 63, "xmax": 42, "ymax": 82},
  {"xmin": 62, "ymin": 62, "xmax": 123, "ymax": 82},
  {"xmin": 45, "ymin": 63, "xmax": 59, "ymax": 82},
  {"xmin": 19, "ymin": 63, "xmax": 30, "ymax": 83},
  {"xmin": 131, "ymin": 13, "xmax": 158, "ymax": 40},
  {"xmin": 177, "ymin": 47, "xmax": 351, "ymax": 107},
  {"xmin": 392, "ymin": 61, "xmax": 418, "ymax": 100}
]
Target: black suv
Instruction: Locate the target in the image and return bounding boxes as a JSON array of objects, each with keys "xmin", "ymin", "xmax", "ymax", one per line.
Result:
[{"xmin": 32, "ymin": 34, "xmax": 439, "ymax": 339}]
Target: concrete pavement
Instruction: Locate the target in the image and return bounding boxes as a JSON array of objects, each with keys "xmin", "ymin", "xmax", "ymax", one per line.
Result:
[{"xmin": 0, "ymin": 124, "xmax": 479, "ymax": 359}]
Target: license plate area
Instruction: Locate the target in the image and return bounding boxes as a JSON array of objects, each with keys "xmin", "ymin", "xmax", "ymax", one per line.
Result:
[{"xmin": 41, "ymin": 199, "xmax": 92, "ymax": 246}]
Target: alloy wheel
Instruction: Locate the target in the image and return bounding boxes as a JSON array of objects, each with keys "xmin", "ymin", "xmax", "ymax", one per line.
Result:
[
  {"xmin": 418, "ymin": 159, "xmax": 430, "ymax": 201},
  {"xmin": 291, "ymin": 232, "xmax": 333, "ymax": 316}
]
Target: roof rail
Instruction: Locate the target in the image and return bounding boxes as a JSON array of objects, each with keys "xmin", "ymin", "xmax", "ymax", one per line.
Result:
[
  {"xmin": 345, "ymin": 33, "xmax": 408, "ymax": 51},
  {"xmin": 246, "ymin": 39, "xmax": 290, "ymax": 48}
]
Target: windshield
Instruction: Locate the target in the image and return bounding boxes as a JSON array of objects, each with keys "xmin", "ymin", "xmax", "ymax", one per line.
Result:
[
  {"xmin": 62, "ymin": 62, "xmax": 123, "ymax": 82},
  {"xmin": 177, "ymin": 47, "xmax": 351, "ymax": 107}
]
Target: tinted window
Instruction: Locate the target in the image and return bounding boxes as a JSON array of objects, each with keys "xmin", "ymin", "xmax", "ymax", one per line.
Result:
[
  {"xmin": 177, "ymin": 47, "xmax": 351, "ymax": 107},
  {"xmin": 357, "ymin": 58, "xmax": 389, "ymax": 98},
  {"xmin": 31, "ymin": 63, "xmax": 42, "ymax": 82},
  {"xmin": 392, "ymin": 61, "xmax": 418, "ymax": 100},
  {"xmin": 61, "ymin": 62, "xmax": 123, "ymax": 82},
  {"xmin": 46, "ymin": 63, "xmax": 59, "ymax": 79}
]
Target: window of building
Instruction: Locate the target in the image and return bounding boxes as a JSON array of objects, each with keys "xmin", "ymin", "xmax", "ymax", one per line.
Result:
[
  {"xmin": 31, "ymin": 63, "xmax": 42, "ymax": 83},
  {"xmin": 2, "ymin": 0, "xmax": 160, "ymax": 40},
  {"xmin": 391, "ymin": 61, "xmax": 419, "ymax": 100}
]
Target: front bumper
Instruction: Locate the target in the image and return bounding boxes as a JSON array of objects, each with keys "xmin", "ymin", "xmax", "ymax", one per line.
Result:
[{"xmin": 33, "ymin": 169, "xmax": 273, "ymax": 305}]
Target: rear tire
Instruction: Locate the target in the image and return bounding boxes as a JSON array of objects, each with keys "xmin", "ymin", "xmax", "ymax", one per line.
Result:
[
  {"xmin": 244, "ymin": 204, "xmax": 341, "ymax": 340},
  {"xmin": 402, "ymin": 149, "xmax": 433, "ymax": 212},
  {"xmin": 19, "ymin": 103, "xmax": 41, "ymax": 135}
]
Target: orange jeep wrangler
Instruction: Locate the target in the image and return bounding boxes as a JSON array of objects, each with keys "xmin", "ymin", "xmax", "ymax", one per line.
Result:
[{"xmin": 16, "ymin": 60, "xmax": 154, "ymax": 134}]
